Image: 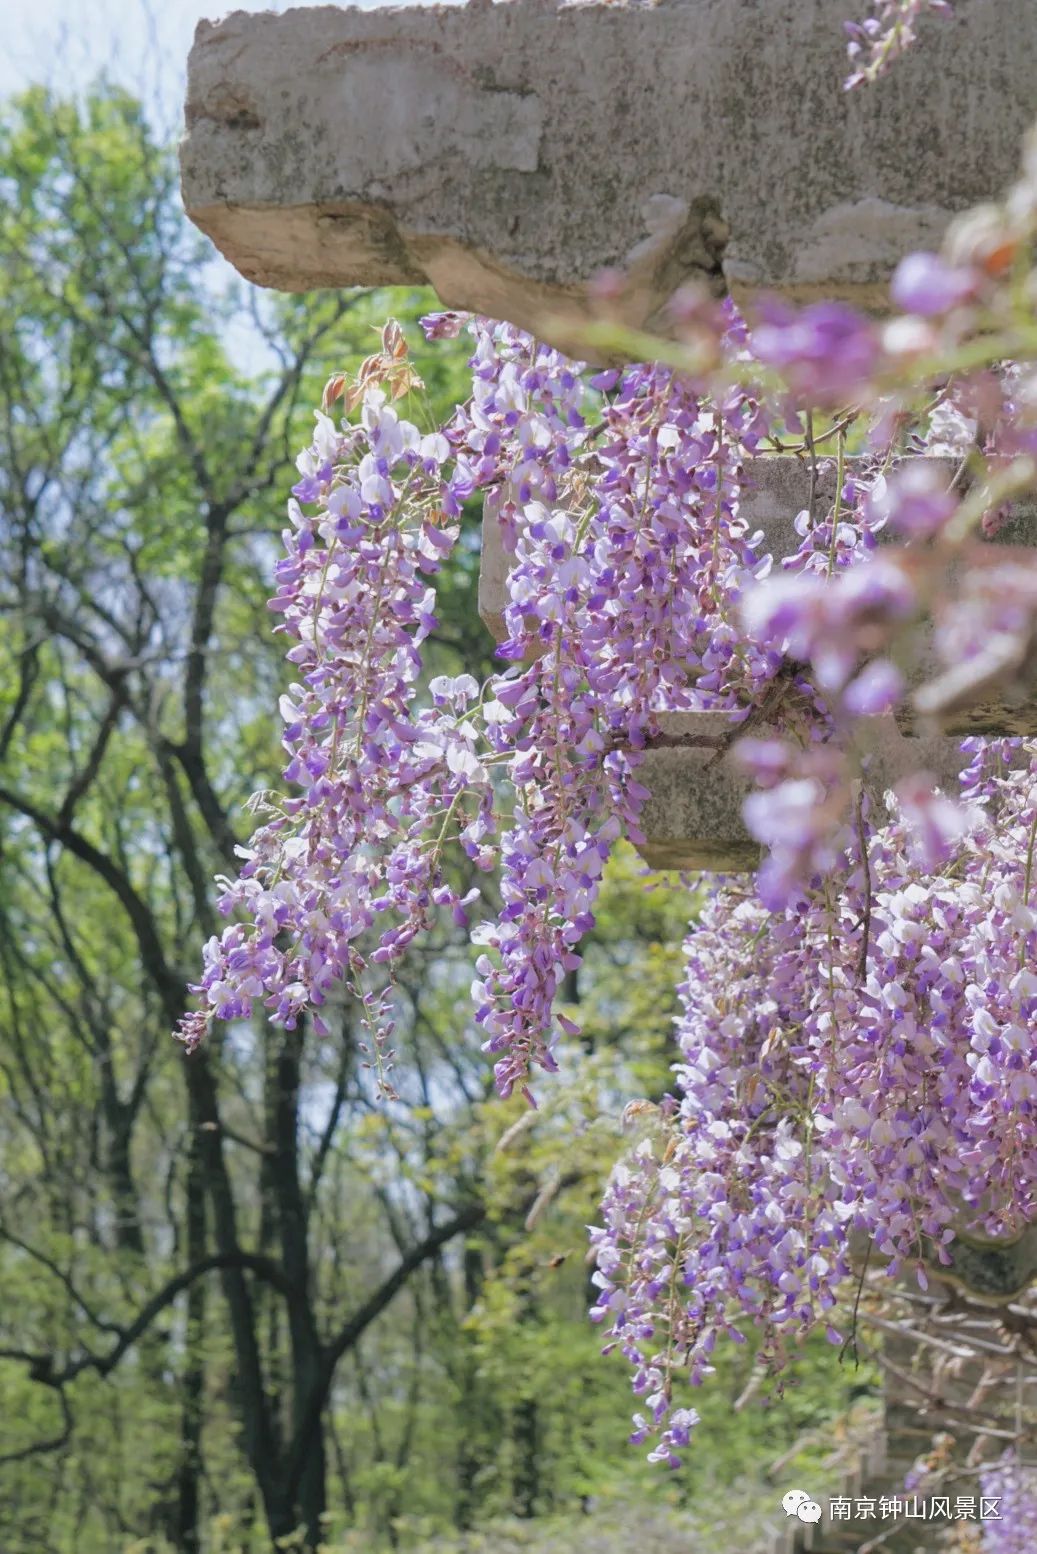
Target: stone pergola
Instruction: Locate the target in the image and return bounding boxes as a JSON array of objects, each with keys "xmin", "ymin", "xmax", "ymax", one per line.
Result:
[
  {"xmin": 180, "ymin": 0, "xmax": 1037, "ymax": 871},
  {"xmin": 181, "ymin": 3, "xmax": 1037, "ymax": 1546}
]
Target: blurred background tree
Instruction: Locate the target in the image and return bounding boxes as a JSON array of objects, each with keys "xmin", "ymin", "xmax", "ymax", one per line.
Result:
[{"xmin": 0, "ymin": 84, "xmax": 876, "ymax": 1554}]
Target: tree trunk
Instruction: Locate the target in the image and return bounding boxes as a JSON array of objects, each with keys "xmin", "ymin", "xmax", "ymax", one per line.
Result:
[{"xmin": 174, "ymin": 1133, "xmax": 207, "ymax": 1554}]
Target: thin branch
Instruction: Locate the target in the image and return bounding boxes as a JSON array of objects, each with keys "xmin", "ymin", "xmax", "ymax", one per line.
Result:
[
  {"xmin": 22, "ymin": 1251, "xmax": 293, "ymax": 1391},
  {"xmin": 56, "ymin": 693, "xmax": 124, "ymax": 829},
  {"xmin": 0, "ymin": 1389, "xmax": 73, "ymax": 1466},
  {"xmin": 0, "ymin": 641, "xmax": 40, "ymax": 762},
  {"xmin": 0, "ymin": 781, "xmax": 183, "ymax": 1021},
  {"xmin": 0, "ymin": 1225, "xmax": 122, "ymax": 1337},
  {"xmin": 854, "ymin": 779, "xmax": 873, "ymax": 982}
]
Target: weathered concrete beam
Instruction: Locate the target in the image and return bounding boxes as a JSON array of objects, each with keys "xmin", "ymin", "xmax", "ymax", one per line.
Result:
[
  {"xmin": 633, "ymin": 712, "xmax": 967, "ymax": 873},
  {"xmin": 181, "ymin": 0, "xmax": 1037, "ymax": 348}
]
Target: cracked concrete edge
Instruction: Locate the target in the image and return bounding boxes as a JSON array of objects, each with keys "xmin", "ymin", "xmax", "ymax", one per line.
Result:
[{"xmin": 181, "ymin": 0, "xmax": 1037, "ymax": 347}]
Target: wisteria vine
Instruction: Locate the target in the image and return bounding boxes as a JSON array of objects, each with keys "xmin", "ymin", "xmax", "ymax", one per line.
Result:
[
  {"xmin": 844, "ymin": 0, "xmax": 953, "ymax": 87},
  {"xmin": 173, "ymin": 22, "xmax": 1037, "ymax": 1479},
  {"xmin": 592, "ymin": 737, "xmax": 1037, "ymax": 1462}
]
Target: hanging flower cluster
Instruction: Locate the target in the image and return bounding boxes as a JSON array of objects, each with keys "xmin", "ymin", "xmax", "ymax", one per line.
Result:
[
  {"xmin": 175, "ymin": 326, "xmax": 489, "ymax": 1084},
  {"xmin": 179, "ymin": 309, "xmax": 780, "ymax": 1099},
  {"xmin": 178, "ymin": 110, "xmax": 1037, "ymax": 1082},
  {"xmin": 460, "ymin": 318, "xmax": 776, "ymax": 1096},
  {"xmin": 592, "ymin": 737, "xmax": 1037, "ymax": 1461},
  {"xmin": 981, "ymin": 1454, "xmax": 1037, "ymax": 1553},
  {"xmin": 579, "ymin": 116, "xmax": 1037, "ymax": 1465}
]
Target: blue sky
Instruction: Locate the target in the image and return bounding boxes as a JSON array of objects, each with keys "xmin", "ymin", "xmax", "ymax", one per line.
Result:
[{"xmin": 4, "ymin": 0, "xmax": 273, "ymax": 130}]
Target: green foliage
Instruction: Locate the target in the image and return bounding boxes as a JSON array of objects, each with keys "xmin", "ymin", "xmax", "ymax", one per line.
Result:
[{"xmin": 0, "ymin": 81, "xmax": 878, "ymax": 1554}]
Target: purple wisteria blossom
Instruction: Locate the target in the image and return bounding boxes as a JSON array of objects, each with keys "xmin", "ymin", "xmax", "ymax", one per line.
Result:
[
  {"xmin": 891, "ymin": 251, "xmax": 979, "ymax": 318},
  {"xmin": 844, "ymin": 0, "xmax": 953, "ymax": 88},
  {"xmin": 175, "ymin": 374, "xmax": 486, "ymax": 1081},
  {"xmin": 741, "ymin": 553, "xmax": 917, "ymax": 694},
  {"xmin": 981, "ymin": 1454, "xmax": 1037, "ymax": 1553},
  {"xmin": 594, "ymin": 737, "xmax": 1037, "ymax": 1460},
  {"xmin": 457, "ymin": 314, "xmax": 772, "ymax": 1096},
  {"xmin": 751, "ymin": 300, "xmax": 879, "ymax": 408},
  {"xmin": 866, "ymin": 462, "xmax": 958, "ymax": 538}
]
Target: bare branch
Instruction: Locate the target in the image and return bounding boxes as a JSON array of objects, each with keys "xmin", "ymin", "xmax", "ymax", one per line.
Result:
[{"xmin": 284, "ymin": 1200, "xmax": 485, "ymax": 1500}]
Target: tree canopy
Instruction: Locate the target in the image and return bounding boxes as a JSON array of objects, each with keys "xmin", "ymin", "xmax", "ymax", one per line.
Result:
[{"xmin": 0, "ymin": 86, "xmax": 875, "ymax": 1554}]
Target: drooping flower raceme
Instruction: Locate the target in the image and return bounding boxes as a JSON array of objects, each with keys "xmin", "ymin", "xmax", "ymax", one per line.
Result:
[
  {"xmin": 179, "ymin": 289, "xmax": 1037, "ymax": 1098},
  {"xmin": 593, "ymin": 737, "xmax": 1037, "ymax": 1462},
  {"xmin": 450, "ymin": 316, "xmax": 773, "ymax": 1097},
  {"xmin": 181, "ymin": 101, "xmax": 1037, "ymax": 1092},
  {"xmin": 176, "ymin": 361, "xmax": 488, "ymax": 1080},
  {"xmin": 178, "ymin": 313, "xmax": 776, "ymax": 1101},
  {"xmin": 981, "ymin": 1453, "xmax": 1037, "ymax": 1553}
]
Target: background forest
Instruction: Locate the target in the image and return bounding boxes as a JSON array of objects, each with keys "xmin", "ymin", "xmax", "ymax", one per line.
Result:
[{"xmin": 0, "ymin": 88, "xmax": 875, "ymax": 1553}]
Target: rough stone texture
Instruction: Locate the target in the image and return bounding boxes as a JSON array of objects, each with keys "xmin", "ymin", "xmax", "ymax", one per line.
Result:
[
  {"xmin": 181, "ymin": 0, "xmax": 1037, "ymax": 347},
  {"xmin": 632, "ymin": 712, "xmax": 760, "ymax": 874},
  {"xmin": 938, "ymin": 1229, "xmax": 1037, "ymax": 1302},
  {"xmin": 852, "ymin": 1214, "xmax": 1037, "ymax": 1302}
]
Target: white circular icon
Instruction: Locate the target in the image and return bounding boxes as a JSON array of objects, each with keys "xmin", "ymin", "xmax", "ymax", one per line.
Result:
[
  {"xmin": 782, "ymin": 1490, "xmax": 811, "ymax": 1517},
  {"xmin": 799, "ymin": 1500, "xmax": 823, "ymax": 1524}
]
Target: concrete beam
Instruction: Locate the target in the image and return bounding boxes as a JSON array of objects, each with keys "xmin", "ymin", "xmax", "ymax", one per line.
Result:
[
  {"xmin": 633, "ymin": 712, "xmax": 967, "ymax": 874},
  {"xmin": 181, "ymin": 0, "xmax": 1037, "ymax": 348}
]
